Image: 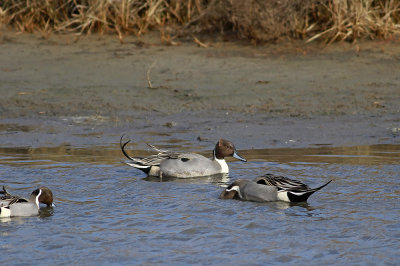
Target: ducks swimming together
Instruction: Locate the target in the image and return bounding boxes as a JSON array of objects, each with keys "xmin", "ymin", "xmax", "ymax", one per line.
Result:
[
  {"xmin": 120, "ymin": 137, "xmax": 247, "ymax": 178},
  {"xmin": 120, "ymin": 136, "xmax": 331, "ymax": 202},
  {"xmin": 0, "ymin": 186, "xmax": 54, "ymax": 217},
  {"xmin": 0, "ymin": 136, "xmax": 332, "ymax": 220},
  {"xmin": 219, "ymin": 174, "xmax": 332, "ymax": 203},
  {"xmin": 2, "ymin": 137, "xmax": 331, "ymax": 219}
]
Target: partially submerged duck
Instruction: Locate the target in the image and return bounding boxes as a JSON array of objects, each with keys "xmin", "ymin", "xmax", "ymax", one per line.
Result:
[
  {"xmin": 0, "ymin": 186, "xmax": 54, "ymax": 217},
  {"xmin": 219, "ymin": 174, "xmax": 332, "ymax": 203}
]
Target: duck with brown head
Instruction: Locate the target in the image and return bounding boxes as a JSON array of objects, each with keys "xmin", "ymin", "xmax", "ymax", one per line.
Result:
[
  {"xmin": 121, "ymin": 137, "xmax": 247, "ymax": 178},
  {"xmin": 0, "ymin": 186, "xmax": 54, "ymax": 217}
]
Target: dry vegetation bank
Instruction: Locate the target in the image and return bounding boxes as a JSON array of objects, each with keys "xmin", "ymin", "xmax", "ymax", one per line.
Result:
[{"xmin": 1, "ymin": 0, "xmax": 400, "ymax": 43}]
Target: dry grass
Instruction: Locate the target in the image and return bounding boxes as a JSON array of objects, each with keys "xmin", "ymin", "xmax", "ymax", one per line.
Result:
[
  {"xmin": 1, "ymin": 0, "xmax": 400, "ymax": 43},
  {"xmin": 307, "ymin": 0, "xmax": 400, "ymax": 44}
]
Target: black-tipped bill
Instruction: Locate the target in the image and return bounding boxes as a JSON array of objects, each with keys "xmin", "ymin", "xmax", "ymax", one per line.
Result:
[{"xmin": 233, "ymin": 151, "xmax": 247, "ymax": 162}]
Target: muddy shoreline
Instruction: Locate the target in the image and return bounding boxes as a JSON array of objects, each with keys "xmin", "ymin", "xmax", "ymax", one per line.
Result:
[{"xmin": 0, "ymin": 30, "xmax": 399, "ymax": 149}]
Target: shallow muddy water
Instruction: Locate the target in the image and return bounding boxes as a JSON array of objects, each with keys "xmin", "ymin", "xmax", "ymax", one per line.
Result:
[{"xmin": 0, "ymin": 143, "xmax": 399, "ymax": 265}]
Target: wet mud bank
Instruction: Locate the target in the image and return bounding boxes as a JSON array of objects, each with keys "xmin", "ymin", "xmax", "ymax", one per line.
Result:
[{"xmin": 0, "ymin": 31, "xmax": 399, "ymax": 149}]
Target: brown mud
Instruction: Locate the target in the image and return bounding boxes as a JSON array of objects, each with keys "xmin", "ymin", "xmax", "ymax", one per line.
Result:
[{"xmin": 0, "ymin": 30, "xmax": 399, "ymax": 150}]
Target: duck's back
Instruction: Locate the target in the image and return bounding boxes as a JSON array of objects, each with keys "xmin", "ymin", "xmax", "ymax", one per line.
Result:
[
  {"xmin": 0, "ymin": 197, "xmax": 27, "ymax": 207},
  {"xmin": 160, "ymin": 153, "xmax": 221, "ymax": 178}
]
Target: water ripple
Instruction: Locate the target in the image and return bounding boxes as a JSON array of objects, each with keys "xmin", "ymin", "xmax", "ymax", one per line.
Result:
[{"xmin": 0, "ymin": 144, "xmax": 399, "ymax": 264}]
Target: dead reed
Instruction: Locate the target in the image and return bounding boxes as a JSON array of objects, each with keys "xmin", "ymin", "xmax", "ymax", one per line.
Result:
[
  {"xmin": 307, "ymin": 0, "xmax": 400, "ymax": 44},
  {"xmin": 1, "ymin": 0, "xmax": 399, "ymax": 43}
]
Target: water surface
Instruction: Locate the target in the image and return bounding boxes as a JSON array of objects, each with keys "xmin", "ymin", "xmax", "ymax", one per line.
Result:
[{"xmin": 0, "ymin": 144, "xmax": 399, "ymax": 264}]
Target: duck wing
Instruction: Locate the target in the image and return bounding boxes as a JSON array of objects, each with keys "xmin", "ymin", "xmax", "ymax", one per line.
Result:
[
  {"xmin": 254, "ymin": 174, "xmax": 309, "ymax": 191},
  {"xmin": 255, "ymin": 174, "xmax": 332, "ymax": 202},
  {"xmin": 120, "ymin": 136, "xmax": 193, "ymax": 169},
  {"xmin": 0, "ymin": 186, "xmax": 28, "ymax": 207},
  {"xmin": 133, "ymin": 151, "xmax": 189, "ymax": 166}
]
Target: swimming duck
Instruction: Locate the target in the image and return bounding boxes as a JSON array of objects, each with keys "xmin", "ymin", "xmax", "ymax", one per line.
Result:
[
  {"xmin": 0, "ymin": 186, "xmax": 54, "ymax": 217},
  {"xmin": 120, "ymin": 137, "xmax": 247, "ymax": 178},
  {"xmin": 219, "ymin": 174, "xmax": 332, "ymax": 202}
]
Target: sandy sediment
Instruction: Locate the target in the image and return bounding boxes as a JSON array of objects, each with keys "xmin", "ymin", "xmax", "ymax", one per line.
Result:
[{"xmin": 0, "ymin": 30, "xmax": 399, "ymax": 149}]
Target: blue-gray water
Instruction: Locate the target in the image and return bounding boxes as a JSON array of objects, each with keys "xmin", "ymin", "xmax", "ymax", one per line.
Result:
[{"xmin": 1, "ymin": 144, "xmax": 399, "ymax": 265}]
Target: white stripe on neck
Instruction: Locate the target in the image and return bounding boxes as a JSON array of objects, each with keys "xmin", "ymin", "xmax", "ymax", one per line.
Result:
[
  {"xmin": 35, "ymin": 189, "xmax": 42, "ymax": 208},
  {"xmin": 215, "ymin": 158, "xmax": 229, "ymax": 173},
  {"xmin": 226, "ymin": 185, "xmax": 242, "ymax": 198}
]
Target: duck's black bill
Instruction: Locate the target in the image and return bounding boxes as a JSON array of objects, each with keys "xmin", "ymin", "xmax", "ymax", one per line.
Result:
[{"xmin": 233, "ymin": 151, "xmax": 247, "ymax": 162}]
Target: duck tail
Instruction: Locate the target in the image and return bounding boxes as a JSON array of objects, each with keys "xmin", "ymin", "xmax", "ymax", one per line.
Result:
[
  {"xmin": 120, "ymin": 135, "xmax": 139, "ymax": 162},
  {"xmin": 0, "ymin": 186, "xmax": 7, "ymax": 195},
  {"xmin": 287, "ymin": 180, "xmax": 332, "ymax": 202},
  {"xmin": 0, "ymin": 186, "xmax": 12, "ymax": 197},
  {"xmin": 120, "ymin": 135, "xmax": 153, "ymax": 173},
  {"xmin": 122, "ymin": 161, "xmax": 152, "ymax": 173}
]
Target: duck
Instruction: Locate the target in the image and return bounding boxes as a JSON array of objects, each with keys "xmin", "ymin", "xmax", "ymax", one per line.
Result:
[
  {"xmin": 0, "ymin": 186, "xmax": 54, "ymax": 217},
  {"xmin": 120, "ymin": 136, "xmax": 247, "ymax": 178},
  {"xmin": 219, "ymin": 174, "xmax": 332, "ymax": 202}
]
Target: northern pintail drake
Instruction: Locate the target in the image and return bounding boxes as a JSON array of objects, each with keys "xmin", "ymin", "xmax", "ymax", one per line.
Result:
[
  {"xmin": 0, "ymin": 186, "xmax": 54, "ymax": 217},
  {"xmin": 120, "ymin": 137, "xmax": 247, "ymax": 178},
  {"xmin": 219, "ymin": 174, "xmax": 332, "ymax": 202}
]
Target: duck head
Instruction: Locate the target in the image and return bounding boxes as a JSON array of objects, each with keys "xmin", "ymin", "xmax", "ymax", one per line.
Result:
[
  {"xmin": 30, "ymin": 187, "xmax": 54, "ymax": 207},
  {"xmin": 214, "ymin": 139, "xmax": 246, "ymax": 162},
  {"xmin": 219, "ymin": 179, "xmax": 246, "ymax": 200}
]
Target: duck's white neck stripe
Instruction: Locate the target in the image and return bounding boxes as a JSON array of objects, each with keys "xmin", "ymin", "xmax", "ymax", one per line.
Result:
[
  {"xmin": 226, "ymin": 185, "xmax": 242, "ymax": 198},
  {"xmin": 35, "ymin": 189, "xmax": 42, "ymax": 208},
  {"xmin": 215, "ymin": 158, "xmax": 229, "ymax": 173}
]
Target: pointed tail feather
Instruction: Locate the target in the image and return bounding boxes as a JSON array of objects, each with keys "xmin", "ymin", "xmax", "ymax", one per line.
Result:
[
  {"xmin": 287, "ymin": 180, "xmax": 332, "ymax": 202},
  {"xmin": 0, "ymin": 186, "xmax": 7, "ymax": 195},
  {"xmin": 311, "ymin": 180, "xmax": 332, "ymax": 192},
  {"xmin": 120, "ymin": 136, "xmax": 153, "ymax": 174},
  {"xmin": 122, "ymin": 161, "xmax": 151, "ymax": 172},
  {"xmin": 0, "ymin": 186, "xmax": 12, "ymax": 198},
  {"xmin": 120, "ymin": 135, "xmax": 137, "ymax": 162}
]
